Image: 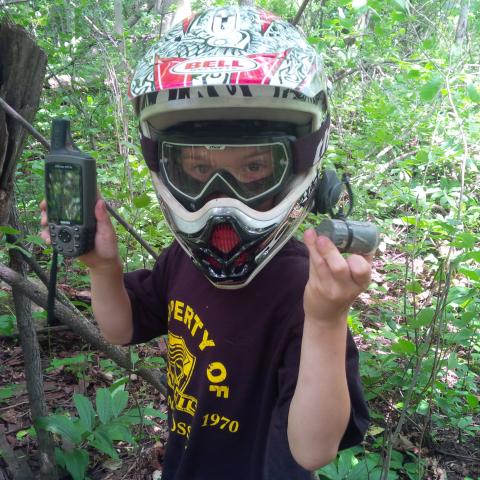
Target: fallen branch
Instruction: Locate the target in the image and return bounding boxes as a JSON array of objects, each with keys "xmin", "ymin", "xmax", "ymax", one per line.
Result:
[{"xmin": 0, "ymin": 262, "xmax": 166, "ymax": 397}]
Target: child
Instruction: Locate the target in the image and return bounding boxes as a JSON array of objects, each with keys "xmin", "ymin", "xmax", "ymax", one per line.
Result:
[{"xmin": 41, "ymin": 6, "xmax": 371, "ymax": 479}]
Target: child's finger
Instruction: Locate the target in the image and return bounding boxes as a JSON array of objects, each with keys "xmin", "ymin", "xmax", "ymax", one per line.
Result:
[
  {"xmin": 94, "ymin": 199, "xmax": 117, "ymax": 250},
  {"xmin": 40, "ymin": 209, "xmax": 48, "ymax": 227},
  {"xmin": 95, "ymin": 198, "xmax": 109, "ymax": 222},
  {"xmin": 314, "ymin": 234, "xmax": 351, "ymax": 283},
  {"xmin": 304, "ymin": 229, "xmax": 333, "ymax": 285},
  {"xmin": 40, "ymin": 228, "xmax": 51, "ymax": 244},
  {"xmin": 346, "ymin": 255, "xmax": 372, "ymax": 289},
  {"xmin": 39, "ymin": 199, "xmax": 46, "ymax": 211}
]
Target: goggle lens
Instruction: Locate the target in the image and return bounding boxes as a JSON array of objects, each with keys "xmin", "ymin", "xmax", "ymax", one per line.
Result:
[{"xmin": 160, "ymin": 140, "xmax": 292, "ymax": 205}]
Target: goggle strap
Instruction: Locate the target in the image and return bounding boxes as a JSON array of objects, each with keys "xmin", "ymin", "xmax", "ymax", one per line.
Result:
[
  {"xmin": 292, "ymin": 114, "xmax": 331, "ymax": 173},
  {"xmin": 140, "ymin": 133, "xmax": 159, "ymax": 171}
]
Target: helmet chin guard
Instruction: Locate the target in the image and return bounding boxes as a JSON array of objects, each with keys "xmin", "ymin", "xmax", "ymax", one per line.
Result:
[
  {"xmin": 185, "ymin": 216, "xmax": 276, "ymax": 286},
  {"xmin": 131, "ymin": 5, "xmax": 330, "ymax": 288}
]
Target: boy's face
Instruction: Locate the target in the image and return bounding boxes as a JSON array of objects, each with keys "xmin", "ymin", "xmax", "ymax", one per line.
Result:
[
  {"xmin": 180, "ymin": 146, "xmax": 274, "ymax": 184},
  {"xmin": 178, "ymin": 146, "xmax": 277, "ymax": 210}
]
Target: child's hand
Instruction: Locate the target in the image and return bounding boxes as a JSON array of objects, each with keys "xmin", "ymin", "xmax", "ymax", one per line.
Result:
[
  {"xmin": 303, "ymin": 228, "xmax": 372, "ymax": 324},
  {"xmin": 40, "ymin": 198, "xmax": 121, "ymax": 271}
]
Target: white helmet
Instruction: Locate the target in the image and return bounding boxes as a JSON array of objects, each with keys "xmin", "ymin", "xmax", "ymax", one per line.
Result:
[{"xmin": 130, "ymin": 5, "xmax": 330, "ymax": 288}]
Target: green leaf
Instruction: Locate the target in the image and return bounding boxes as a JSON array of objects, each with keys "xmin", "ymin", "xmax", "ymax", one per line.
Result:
[
  {"xmin": 91, "ymin": 430, "xmax": 118, "ymax": 459},
  {"xmin": 452, "ymin": 232, "xmax": 476, "ymax": 249},
  {"xmin": 317, "ymin": 462, "xmax": 341, "ymax": 479},
  {"xmin": 405, "ymin": 280, "xmax": 422, "ymax": 293},
  {"xmin": 55, "ymin": 447, "xmax": 66, "ymax": 468},
  {"xmin": 101, "ymin": 422, "xmax": 135, "ymax": 443},
  {"xmin": 391, "ymin": 339, "xmax": 416, "ymax": 355},
  {"xmin": 0, "ymin": 384, "xmax": 21, "ymax": 403},
  {"xmin": 416, "ymin": 399, "xmax": 429, "ymax": 415},
  {"xmin": 5, "ymin": 244, "xmax": 32, "ymax": 258},
  {"xmin": 96, "ymin": 388, "xmax": 113, "ymax": 424},
  {"xmin": 447, "ymin": 352, "xmax": 458, "ymax": 370},
  {"xmin": 337, "ymin": 449, "xmax": 355, "ymax": 477},
  {"xmin": 74, "ymin": 394, "xmax": 96, "ymax": 431},
  {"xmin": 409, "ymin": 308, "xmax": 435, "ymax": 328},
  {"xmin": 414, "ymin": 150, "xmax": 428, "ymax": 164},
  {"xmin": 62, "ymin": 448, "xmax": 89, "ymax": 480},
  {"xmin": 466, "ymin": 393, "xmax": 479, "ymax": 410},
  {"xmin": 0, "ymin": 315, "xmax": 15, "ymax": 336},
  {"xmin": 467, "ymin": 84, "xmax": 480, "ymax": 103},
  {"xmin": 456, "ymin": 251, "xmax": 480, "ymax": 263},
  {"xmin": 111, "ymin": 390, "xmax": 129, "ymax": 418},
  {"xmin": 36, "ymin": 415, "xmax": 82, "ymax": 445},
  {"xmin": 132, "ymin": 194, "xmax": 151, "ymax": 208},
  {"xmin": 0, "ymin": 225, "xmax": 21, "ymax": 235},
  {"xmin": 420, "ymin": 76, "xmax": 442, "ymax": 101}
]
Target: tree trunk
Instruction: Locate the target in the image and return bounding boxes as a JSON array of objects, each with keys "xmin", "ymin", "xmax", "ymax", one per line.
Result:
[
  {"xmin": 8, "ymin": 206, "xmax": 58, "ymax": 480},
  {"xmin": 0, "ymin": 20, "xmax": 47, "ymax": 225},
  {"xmin": 0, "ymin": 19, "xmax": 58, "ymax": 479},
  {"xmin": 454, "ymin": 0, "xmax": 469, "ymax": 45}
]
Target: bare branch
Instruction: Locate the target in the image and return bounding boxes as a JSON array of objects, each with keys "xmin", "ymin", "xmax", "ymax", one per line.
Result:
[
  {"xmin": 0, "ymin": 96, "xmax": 49, "ymax": 149},
  {"xmin": 127, "ymin": 0, "xmax": 157, "ymax": 28},
  {"xmin": 292, "ymin": 0, "xmax": 312, "ymax": 26}
]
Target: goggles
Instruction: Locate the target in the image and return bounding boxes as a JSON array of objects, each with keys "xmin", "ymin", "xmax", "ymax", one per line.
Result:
[{"xmin": 157, "ymin": 134, "xmax": 294, "ymax": 211}]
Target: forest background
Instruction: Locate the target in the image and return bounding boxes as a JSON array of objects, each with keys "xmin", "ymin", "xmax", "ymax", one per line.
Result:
[{"xmin": 0, "ymin": 0, "xmax": 478, "ymax": 479}]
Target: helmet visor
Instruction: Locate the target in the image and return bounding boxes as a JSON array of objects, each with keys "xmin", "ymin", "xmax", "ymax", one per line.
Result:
[{"xmin": 159, "ymin": 136, "xmax": 293, "ymax": 208}]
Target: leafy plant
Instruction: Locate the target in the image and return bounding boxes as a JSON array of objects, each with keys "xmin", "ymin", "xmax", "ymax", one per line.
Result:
[
  {"xmin": 47, "ymin": 353, "xmax": 93, "ymax": 382},
  {"xmin": 36, "ymin": 386, "xmax": 166, "ymax": 480},
  {"xmin": 0, "ymin": 384, "xmax": 22, "ymax": 404}
]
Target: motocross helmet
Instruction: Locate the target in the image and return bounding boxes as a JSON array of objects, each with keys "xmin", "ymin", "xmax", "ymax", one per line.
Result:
[{"xmin": 129, "ymin": 6, "xmax": 330, "ymax": 289}]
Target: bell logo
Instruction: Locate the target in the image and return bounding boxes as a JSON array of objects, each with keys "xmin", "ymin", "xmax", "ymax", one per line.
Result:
[{"xmin": 171, "ymin": 56, "xmax": 257, "ymax": 75}]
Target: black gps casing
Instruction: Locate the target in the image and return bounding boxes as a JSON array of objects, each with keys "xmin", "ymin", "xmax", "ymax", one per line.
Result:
[{"xmin": 45, "ymin": 119, "xmax": 96, "ymax": 257}]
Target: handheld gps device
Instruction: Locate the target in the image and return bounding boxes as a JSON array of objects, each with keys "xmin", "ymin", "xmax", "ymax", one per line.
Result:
[{"xmin": 45, "ymin": 119, "xmax": 96, "ymax": 257}]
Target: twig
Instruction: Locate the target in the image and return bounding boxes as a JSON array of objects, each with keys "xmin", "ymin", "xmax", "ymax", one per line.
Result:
[
  {"xmin": 0, "ymin": 96, "xmax": 49, "ymax": 148},
  {"xmin": 292, "ymin": 0, "xmax": 312, "ymax": 26},
  {"xmin": 106, "ymin": 205, "xmax": 158, "ymax": 259},
  {"xmin": 433, "ymin": 447, "xmax": 479, "ymax": 463},
  {"xmin": 0, "ymin": 401, "xmax": 30, "ymax": 411},
  {"xmin": 0, "ymin": 95, "xmax": 158, "ymax": 260}
]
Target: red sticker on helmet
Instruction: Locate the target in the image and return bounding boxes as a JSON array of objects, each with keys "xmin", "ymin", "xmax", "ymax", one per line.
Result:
[{"xmin": 171, "ymin": 56, "xmax": 258, "ymax": 75}]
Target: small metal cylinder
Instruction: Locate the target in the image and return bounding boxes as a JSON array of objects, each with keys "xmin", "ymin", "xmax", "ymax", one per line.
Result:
[{"xmin": 315, "ymin": 219, "xmax": 379, "ymax": 255}]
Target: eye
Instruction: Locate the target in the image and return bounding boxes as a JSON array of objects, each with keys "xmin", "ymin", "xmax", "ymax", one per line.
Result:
[
  {"xmin": 193, "ymin": 164, "xmax": 212, "ymax": 174},
  {"xmin": 246, "ymin": 161, "xmax": 263, "ymax": 172}
]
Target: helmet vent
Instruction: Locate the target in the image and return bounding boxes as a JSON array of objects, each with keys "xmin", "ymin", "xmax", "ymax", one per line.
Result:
[{"xmin": 210, "ymin": 224, "xmax": 240, "ymax": 254}]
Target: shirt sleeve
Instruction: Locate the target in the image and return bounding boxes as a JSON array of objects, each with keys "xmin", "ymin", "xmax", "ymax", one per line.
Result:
[{"xmin": 123, "ymin": 247, "xmax": 171, "ymax": 345}]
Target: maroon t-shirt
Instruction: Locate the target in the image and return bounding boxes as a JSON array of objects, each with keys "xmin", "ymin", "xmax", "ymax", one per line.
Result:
[{"xmin": 124, "ymin": 239, "xmax": 369, "ymax": 480}]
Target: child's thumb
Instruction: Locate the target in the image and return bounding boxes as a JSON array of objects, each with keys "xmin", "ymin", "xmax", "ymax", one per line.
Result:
[{"xmin": 95, "ymin": 199, "xmax": 110, "ymax": 224}]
